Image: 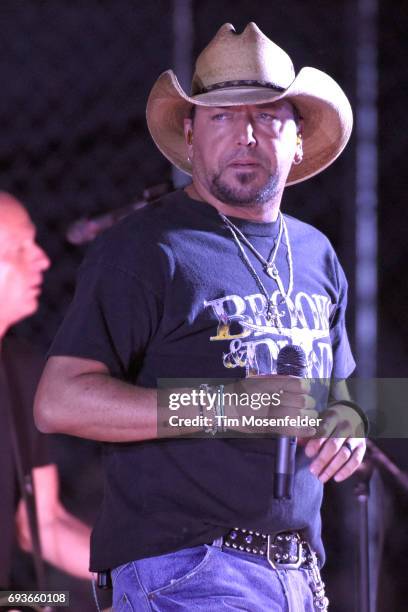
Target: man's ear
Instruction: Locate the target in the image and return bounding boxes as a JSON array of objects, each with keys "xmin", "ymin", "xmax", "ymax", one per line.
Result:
[
  {"xmin": 297, "ymin": 118, "xmax": 304, "ymax": 151},
  {"xmin": 293, "ymin": 133, "xmax": 304, "ymax": 166},
  {"xmin": 183, "ymin": 118, "xmax": 193, "ymax": 147}
]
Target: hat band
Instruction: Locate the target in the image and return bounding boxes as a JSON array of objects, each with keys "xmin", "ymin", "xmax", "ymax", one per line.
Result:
[{"xmin": 197, "ymin": 79, "xmax": 286, "ymax": 94}]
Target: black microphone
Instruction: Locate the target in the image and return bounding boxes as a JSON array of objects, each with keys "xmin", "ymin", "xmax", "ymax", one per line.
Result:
[
  {"xmin": 65, "ymin": 183, "xmax": 173, "ymax": 245},
  {"xmin": 274, "ymin": 344, "xmax": 307, "ymax": 499}
]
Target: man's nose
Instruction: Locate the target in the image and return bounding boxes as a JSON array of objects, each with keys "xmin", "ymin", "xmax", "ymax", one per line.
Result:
[
  {"xmin": 237, "ymin": 122, "xmax": 257, "ymax": 147},
  {"xmin": 33, "ymin": 243, "xmax": 51, "ymax": 271}
]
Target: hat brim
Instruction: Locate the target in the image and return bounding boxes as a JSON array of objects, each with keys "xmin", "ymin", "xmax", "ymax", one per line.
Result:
[{"xmin": 146, "ymin": 67, "xmax": 353, "ymax": 185}]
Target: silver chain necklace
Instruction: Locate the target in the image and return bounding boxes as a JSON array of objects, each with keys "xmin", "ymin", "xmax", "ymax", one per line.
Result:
[
  {"xmin": 219, "ymin": 211, "xmax": 294, "ymax": 330},
  {"xmin": 220, "ymin": 211, "xmax": 284, "ymax": 279}
]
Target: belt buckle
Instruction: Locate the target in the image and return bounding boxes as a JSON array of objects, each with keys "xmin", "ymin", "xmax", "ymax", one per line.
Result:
[{"xmin": 267, "ymin": 532, "xmax": 303, "ymax": 570}]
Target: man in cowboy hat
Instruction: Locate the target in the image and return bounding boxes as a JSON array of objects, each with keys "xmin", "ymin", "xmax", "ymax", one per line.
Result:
[{"xmin": 35, "ymin": 23, "xmax": 366, "ymax": 610}]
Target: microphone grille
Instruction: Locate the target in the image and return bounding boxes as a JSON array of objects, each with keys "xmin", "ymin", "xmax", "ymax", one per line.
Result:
[{"xmin": 276, "ymin": 345, "xmax": 307, "ymax": 377}]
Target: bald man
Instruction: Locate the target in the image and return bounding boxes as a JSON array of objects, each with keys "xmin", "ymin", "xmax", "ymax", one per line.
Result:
[{"xmin": 0, "ymin": 193, "xmax": 91, "ymax": 591}]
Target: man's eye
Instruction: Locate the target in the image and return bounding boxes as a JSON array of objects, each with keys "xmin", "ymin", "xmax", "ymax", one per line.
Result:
[
  {"xmin": 211, "ymin": 113, "xmax": 230, "ymax": 121},
  {"xmin": 258, "ymin": 113, "xmax": 278, "ymax": 121}
]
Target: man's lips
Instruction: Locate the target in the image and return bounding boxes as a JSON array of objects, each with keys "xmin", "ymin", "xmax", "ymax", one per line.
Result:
[
  {"xmin": 228, "ymin": 160, "xmax": 261, "ymax": 168},
  {"xmin": 29, "ymin": 280, "xmax": 43, "ymax": 293}
]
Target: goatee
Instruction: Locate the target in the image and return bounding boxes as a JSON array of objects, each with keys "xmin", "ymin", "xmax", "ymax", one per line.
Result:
[{"xmin": 210, "ymin": 171, "xmax": 280, "ymax": 207}]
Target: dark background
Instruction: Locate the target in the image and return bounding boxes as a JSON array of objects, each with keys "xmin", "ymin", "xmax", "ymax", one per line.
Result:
[{"xmin": 1, "ymin": 1, "xmax": 406, "ymax": 610}]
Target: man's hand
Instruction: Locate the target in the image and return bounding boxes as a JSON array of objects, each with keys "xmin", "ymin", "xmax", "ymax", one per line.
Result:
[
  {"xmin": 304, "ymin": 403, "xmax": 367, "ymax": 483},
  {"xmin": 226, "ymin": 375, "xmax": 319, "ymax": 437}
]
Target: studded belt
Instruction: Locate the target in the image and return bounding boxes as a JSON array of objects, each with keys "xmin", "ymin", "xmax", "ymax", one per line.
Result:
[
  {"xmin": 223, "ymin": 528, "xmax": 309, "ymax": 569},
  {"xmin": 222, "ymin": 528, "xmax": 329, "ymax": 610}
]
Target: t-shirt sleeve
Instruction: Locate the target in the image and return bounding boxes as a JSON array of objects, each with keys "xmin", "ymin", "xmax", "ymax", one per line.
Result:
[
  {"xmin": 329, "ymin": 255, "xmax": 356, "ymax": 379},
  {"xmin": 49, "ymin": 260, "xmax": 163, "ymax": 380}
]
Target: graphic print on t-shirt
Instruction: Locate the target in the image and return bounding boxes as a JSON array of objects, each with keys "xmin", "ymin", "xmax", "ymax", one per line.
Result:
[{"xmin": 205, "ymin": 288, "xmax": 335, "ymax": 378}]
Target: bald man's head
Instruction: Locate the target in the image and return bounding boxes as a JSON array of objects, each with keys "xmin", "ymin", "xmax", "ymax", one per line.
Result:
[
  {"xmin": 0, "ymin": 193, "xmax": 50, "ymax": 336},
  {"xmin": 0, "ymin": 191, "xmax": 31, "ymax": 221}
]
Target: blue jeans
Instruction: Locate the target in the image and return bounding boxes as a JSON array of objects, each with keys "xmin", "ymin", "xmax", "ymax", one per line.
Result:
[{"xmin": 110, "ymin": 540, "xmax": 318, "ymax": 611}]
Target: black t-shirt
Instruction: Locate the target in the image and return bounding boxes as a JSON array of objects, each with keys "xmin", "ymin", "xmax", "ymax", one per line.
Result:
[
  {"xmin": 0, "ymin": 336, "xmax": 49, "ymax": 588},
  {"xmin": 49, "ymin": 190, "xmax": 355, "ymax": 571}
]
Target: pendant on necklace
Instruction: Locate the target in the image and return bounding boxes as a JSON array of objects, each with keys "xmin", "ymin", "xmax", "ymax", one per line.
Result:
[
  {"xmin": 265, "ymin": 262, "xmax": 279, "ymax": 279},
  {"xmin": 265, "ymin": 302, "xmax": 285, "ymax": 331}
]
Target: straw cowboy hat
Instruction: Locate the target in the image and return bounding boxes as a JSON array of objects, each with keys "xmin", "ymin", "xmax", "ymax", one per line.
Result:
[{"xmin": 146, "ymin": 22, "xmax": 353, "ymax": 185}]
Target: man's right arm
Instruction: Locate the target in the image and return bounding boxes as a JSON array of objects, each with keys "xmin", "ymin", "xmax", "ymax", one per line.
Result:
[
  {"xmin": 35, "ymin": 355, "xmax": 225, "ymax": 442},
  {"xmin": 34, "ymin": 355, "xmax": 159, "ymax": 442},
  {"xmin": 35, "ymin": 356, "xmax": 318, "ymax": 443}
]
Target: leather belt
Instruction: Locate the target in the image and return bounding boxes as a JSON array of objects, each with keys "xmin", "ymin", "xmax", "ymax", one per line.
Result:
[{"xmin": 223, "ymin": 528, "xmax": 312, "ymax": 569}]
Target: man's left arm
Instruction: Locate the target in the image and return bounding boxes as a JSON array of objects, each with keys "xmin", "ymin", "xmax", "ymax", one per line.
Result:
[
  {"xmin": 15, "ymin": 463, "xmax": 91, "ymax": 580},
  {"xmin": 304, "ymin": 379, "xmax": 367, "ymax": 483}
]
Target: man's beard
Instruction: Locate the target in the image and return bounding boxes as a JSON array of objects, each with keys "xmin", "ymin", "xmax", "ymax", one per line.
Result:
[{"xmin": 209, "ymin": 169, "xmax": 280, "ymax": 207}]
